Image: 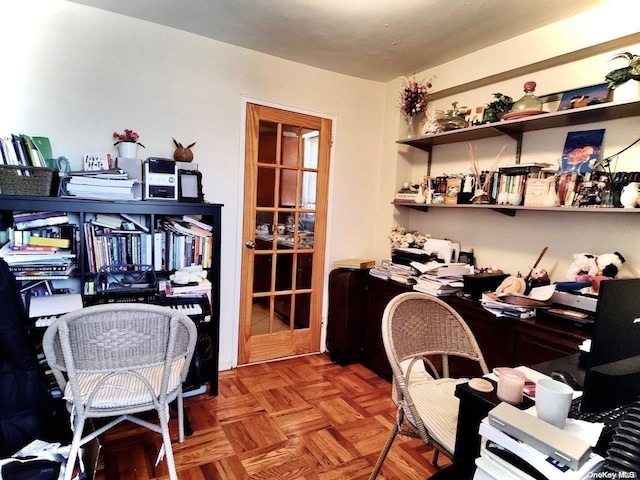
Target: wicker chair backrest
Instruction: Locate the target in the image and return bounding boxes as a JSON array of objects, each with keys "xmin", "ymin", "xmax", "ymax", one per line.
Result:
[{"xmin": 385, "ymin": 292, "xmax": 487, "ymax": 375}]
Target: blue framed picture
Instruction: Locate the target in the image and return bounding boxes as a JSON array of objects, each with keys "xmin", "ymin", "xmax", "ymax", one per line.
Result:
[
  {"xmin": 561, "ymin": 129, "xmax": 605, "ymax": 173},
  {"xmin": 557, "ymin": 83, "xmax": 610, "ymax": 111}
]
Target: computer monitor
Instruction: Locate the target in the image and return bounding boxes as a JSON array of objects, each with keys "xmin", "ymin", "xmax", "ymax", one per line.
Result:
[{"xmin": 581, "ymin": 278, "xmax": 640, "ymax": 412}]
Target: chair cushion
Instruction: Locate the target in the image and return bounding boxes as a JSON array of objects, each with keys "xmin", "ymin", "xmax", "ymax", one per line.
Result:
[
  {"xmin": 64, "ymin": 359, "xmax": 185, "ymax": 409},
  {"xmin": 408, "ymin": 378, "xmax": 468, "ymax": 454}
]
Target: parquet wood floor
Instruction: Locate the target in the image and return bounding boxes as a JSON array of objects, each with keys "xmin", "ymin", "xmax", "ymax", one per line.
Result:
[{"xmin": 94, "ymin": 353, "xmax": 448, "ymax": 479}]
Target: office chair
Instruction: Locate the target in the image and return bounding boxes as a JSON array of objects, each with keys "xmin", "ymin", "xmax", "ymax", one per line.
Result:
[
  {"xmin": 369, "ymin": 292, "xmax": 489, "ymax": 479},
  {"xmin": 43, "ymin": 303, "xmax": 197, "ymax": 480}
]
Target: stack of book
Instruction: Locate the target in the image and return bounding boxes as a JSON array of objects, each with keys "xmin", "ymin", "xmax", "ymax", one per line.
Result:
[
  {"xmin": 61, "ymin": 169, "xmax": 141, "ymax": 200},
  {"xmin": 0, "ymin": 242, "xmax": 76, "ymax": 279},
  {"xmin": 414, "ymin": 273, "xmax": 465, "ymax": 296},
  {"xmin": 0, "ymin": 210, "xmax": 77, "ymax": 279},
  {"xmin": 475, "ymin": 410, "xmax": 605, "ymax": 480}
]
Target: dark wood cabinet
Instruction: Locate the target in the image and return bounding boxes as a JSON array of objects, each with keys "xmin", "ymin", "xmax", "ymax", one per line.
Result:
[
  {"xmin": 335, "ymin": 275, "xmax": 591, "ymax": 381},
  {"xmin": 361, "ymin": 277, "xmax": 410, "ymax": 380},
  {"xmin": 326, "ymin": 268, "xmax": 370, "ymax": 364}
]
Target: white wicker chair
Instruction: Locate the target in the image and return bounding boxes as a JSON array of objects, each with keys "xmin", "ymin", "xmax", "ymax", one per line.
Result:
[
  {"xmin": 43, "ymin": 303, "xmax": 197, "ymax": 480},
  {"xmin": 369, "ymin": 292, "xmax": 489, "ymax": 479}
]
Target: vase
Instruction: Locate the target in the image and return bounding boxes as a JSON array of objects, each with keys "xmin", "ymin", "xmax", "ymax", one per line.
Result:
[
  {"xmin": 612, "ymin": 81, "xmax": 640, "ymax": 103},
  {"xmin": 620, "ymin": 182, "xmax": 640, "ymax": 208},
  {"xmin": 405, "ymin": 115, "xmax": 418, "ymax": 139},
  {"xmin": 118, "ymin": 142, "xmax": 138, "ymax": 159},
  {"xmin": 414, "ymin": 184, "xmax": 426, "ymax": 204},
  {"xmin": 541, "ymin": 179, "xmax": 560, "ymax": 207},
  {"xmin": 483, "ymin": 110, "xmax": 499, "ymax": 123}
]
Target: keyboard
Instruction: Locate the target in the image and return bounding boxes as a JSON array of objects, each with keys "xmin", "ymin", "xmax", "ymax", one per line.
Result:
[{"xmin": 569, "ymin": 397, "xmax": 631, "ymax": 432}]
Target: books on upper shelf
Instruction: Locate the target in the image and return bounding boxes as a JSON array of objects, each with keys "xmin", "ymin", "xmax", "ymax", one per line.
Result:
[
  {"xmin": 333, "ymin": 258, "xmax": 375, "ymax": 269},
  {"xmin": 0, "ymin": 134, "xmax": 47, "ymax": 168},
  {"xmin": 496, "ymin": 164, "xmax": 554, "ymax": 206}
]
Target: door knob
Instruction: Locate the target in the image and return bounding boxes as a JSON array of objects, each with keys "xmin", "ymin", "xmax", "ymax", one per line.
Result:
[{"xmin": 245, "ymin": 241, "xmax": 256, "ymax": 249}]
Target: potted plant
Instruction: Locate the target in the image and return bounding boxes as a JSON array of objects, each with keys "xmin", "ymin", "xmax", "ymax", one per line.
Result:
[
  {"xmin": 606, "ymin": 52, "xmax": 640, "ymax": 102},
  {"xmin": 483, "ymin": 93, "xmax": 514, "ymax": 123},
  {"xmin": 113, "ymin": 129, "xmax": 145, "ymax": 158},
  {"xmin": 436, "ymin": 101, "xmax": 469, "ymax": 131}
]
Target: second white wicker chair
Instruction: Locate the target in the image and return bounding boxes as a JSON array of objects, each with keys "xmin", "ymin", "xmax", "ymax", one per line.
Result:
[
  {"xmin": 369, "ymin": 292, "xmax": 489, "ymax": 479},
  {"xmin": 43, "ymin": 303, "xmax": 197, "ymax": 480}
]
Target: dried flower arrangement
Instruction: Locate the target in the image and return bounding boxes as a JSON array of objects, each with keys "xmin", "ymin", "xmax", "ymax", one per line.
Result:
[
  {"xmin": 398, "ymin": 75, "xmax": 434, "ymax": 117},
  {"xmin": 468, "ymin": 143, "xmax": 507, "ymax": 203},
  {"xmin": 389, "ymin": 226, "xmax": 430, "ymax": 250}
]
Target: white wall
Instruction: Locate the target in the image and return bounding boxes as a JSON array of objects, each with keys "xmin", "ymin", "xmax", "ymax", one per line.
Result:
[
  {"xmin": 378, "ymin": 0, "xmax": 640, "ymax": 284},
  {"xmin": 4, "ymin": 0, "xmax": 640, "ymax": 372},
  {"xmin": 1, "ymin": 0, "xmax": 387, "ymax": 370}
]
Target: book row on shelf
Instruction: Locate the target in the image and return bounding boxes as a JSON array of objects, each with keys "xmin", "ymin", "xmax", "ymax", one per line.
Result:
[
  {"xmin": 395, "ymin": 165, "xmax": 640, "ymax": 209},
  {"xmin": 0, "ymin": 211, "xmax": 214, "ymax": 282},
  {"xmin": 0, "ymin": 134, "xmax": 48, "ymax": 169}
]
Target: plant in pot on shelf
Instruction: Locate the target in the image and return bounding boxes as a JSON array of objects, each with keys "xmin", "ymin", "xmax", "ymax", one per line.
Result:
[
  {"xmin": 483, "ymin": 93, "xmax": 514, "ymax": 123},
  {"xmin": 113, "ymin": 129, "xmax": 145, "ymax": 159},
  {"xmin": 437, "ymin": 101, "xmax": 469, "ymax": 131},
  {"xmin": 606, "ymin": 51, "xmax": 640, "ymax": 102},
  {"xmin": 398, "ymin": 74, "xmax": 434, "ymax": 139}
]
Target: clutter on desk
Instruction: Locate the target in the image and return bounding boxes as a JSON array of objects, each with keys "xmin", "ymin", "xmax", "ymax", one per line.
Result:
[
  {"xmin": 377, "ymin": 227, "xmax": 473, "ymax": 295},
  {"xmin": 481, "ymin": 285, "xmax": 555, "ymax": 319}
]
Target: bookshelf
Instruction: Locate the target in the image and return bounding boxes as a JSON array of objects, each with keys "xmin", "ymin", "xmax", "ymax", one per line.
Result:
[{"xmin": 0, "ymin": 194, "xmax": 223, "ymax": 396}]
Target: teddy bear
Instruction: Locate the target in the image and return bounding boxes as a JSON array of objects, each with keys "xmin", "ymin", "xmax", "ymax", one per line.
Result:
[
  {"xmin": 566, "ymin": 253, "xmax": 598, "ymax": 282},
  {"xmin": 596, "ymin": 252, "xmax": 626, "ymax": 279},
  {"xmin": 566, "ymin": 251, "xmax": 625, "ymax": 284}
]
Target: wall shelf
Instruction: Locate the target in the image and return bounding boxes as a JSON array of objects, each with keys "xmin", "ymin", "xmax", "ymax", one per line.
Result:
[
  {"xmin": 397, "ymin": 99, "xmax": 640, "ymax": 160},
  {"xmin": 392, "ymin": 200, "xmax": 640, "ymax": 217}
]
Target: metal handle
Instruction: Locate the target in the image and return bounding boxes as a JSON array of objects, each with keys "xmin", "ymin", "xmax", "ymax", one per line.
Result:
[{"xmin": 245, "ymin": 241, "xmax": 256, "ymax": 249}]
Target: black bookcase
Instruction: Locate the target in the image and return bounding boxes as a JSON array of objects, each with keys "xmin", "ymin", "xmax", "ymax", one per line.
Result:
[{"xmin": 0, "ymin": 194, "xmax": 223, "ymax": 396}]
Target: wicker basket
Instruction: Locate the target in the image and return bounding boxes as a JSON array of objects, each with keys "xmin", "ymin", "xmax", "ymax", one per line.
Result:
[{"xmin": 0, "ymin": 165, "xmax": 57, "ymax": 196}]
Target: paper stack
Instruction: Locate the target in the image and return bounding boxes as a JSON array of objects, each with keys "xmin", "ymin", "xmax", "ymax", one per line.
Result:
[
  {"xmin": 61, "ymin": 170, "xmax": 142, "ymax": 200},
  {"xmin": 481, "ymin": 286, "xmax": 555, "ymax": 319},
  {"xmin": 369, "ymin": 259, "xmax": 418, "ymax": 285}
]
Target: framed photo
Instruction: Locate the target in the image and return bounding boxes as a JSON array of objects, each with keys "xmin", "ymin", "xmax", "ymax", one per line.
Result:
[
  {"xmin": 83, "ymin": 152, "xmax": 113, "ymax": 171},
  {"xmin": 561, "ymin": 129, "xmax": 605, "ymax": 173},
  {"xmin": 557, "ymin": 83, "xmax": 610, "ymax": 111}
]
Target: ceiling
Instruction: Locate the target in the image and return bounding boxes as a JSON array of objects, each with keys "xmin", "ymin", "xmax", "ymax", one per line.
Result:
[{"xmin": 67, "ymin": 0, "xmax": 610, "ymax": 82}]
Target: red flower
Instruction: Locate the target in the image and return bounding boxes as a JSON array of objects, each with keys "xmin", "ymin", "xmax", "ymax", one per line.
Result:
[{"xmin": 113, "ymin": 129, "xmax": 145, "ymax": 148}]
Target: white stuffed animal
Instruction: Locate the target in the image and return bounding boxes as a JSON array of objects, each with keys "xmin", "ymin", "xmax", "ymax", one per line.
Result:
[{"xmin": 566, "ymin": 253, "xmax": 598, "ymax": 282}]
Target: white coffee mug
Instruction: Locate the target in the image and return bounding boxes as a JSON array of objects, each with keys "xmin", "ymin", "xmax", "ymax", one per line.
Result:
[{"xmin": 535, "ymin": 378, "xmax": 573, "ymax": 429}]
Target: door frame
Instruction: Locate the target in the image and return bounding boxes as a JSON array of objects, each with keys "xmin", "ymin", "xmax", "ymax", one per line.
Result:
[{"xmin": 231, "ymin": 96, "xmax": 337, "ymax": 368}]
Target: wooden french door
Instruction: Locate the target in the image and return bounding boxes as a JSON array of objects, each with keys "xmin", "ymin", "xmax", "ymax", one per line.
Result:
[{"xmin": 239, "ymin": 104, "xmax": 332, "ymax": 364}]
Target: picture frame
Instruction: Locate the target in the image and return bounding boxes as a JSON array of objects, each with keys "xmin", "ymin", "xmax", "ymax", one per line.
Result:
[
  {"xmin": 557, "ymin": 83, "xmax": 610, "ymax": 111},
  {"xmin": 561, "ymin": 129, "xmax": 605, "ymax": 173},
  {"xmin": 83, "ymin": 152, "xmax": 113, "ymax": 171}
]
